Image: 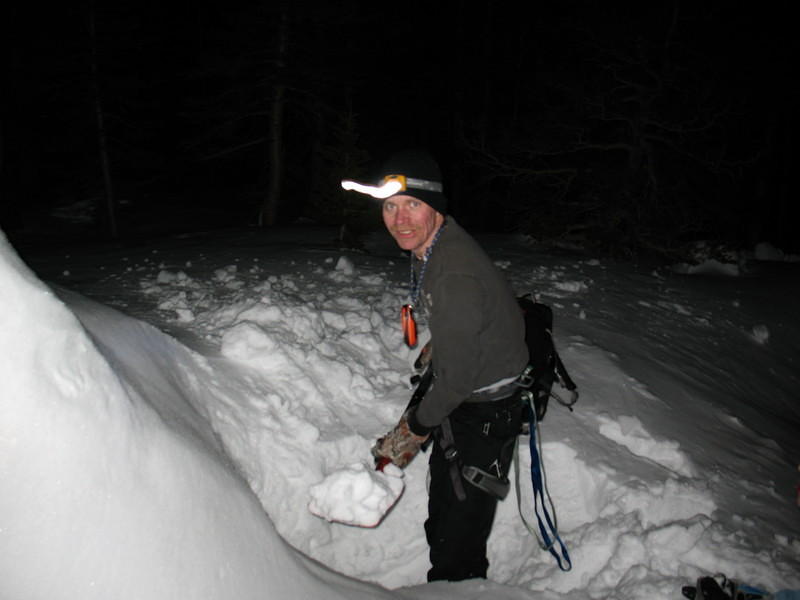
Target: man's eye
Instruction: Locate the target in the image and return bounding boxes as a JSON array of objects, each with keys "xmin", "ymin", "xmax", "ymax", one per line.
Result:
[{"xmin": 409, "ymin": 200, "xmax": 420, "ymax": 208}]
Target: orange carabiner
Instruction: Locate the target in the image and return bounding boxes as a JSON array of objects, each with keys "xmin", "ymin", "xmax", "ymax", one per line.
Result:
[{"xmin": 401, "ymin": 304, "xmax": 418, "ymax": 348}]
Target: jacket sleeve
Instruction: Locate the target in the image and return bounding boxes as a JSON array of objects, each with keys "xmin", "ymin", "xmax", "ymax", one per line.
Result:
[{"xmin": 413, "ymin": 272, "xmax": 485, "ymax": 430}]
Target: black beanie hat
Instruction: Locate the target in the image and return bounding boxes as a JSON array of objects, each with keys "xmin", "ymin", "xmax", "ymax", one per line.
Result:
[{"xmin": 379, "ymin": 149, "xmax": 448, "ymax": 215}]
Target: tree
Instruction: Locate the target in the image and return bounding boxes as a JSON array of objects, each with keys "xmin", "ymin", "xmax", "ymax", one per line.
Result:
[
  {"xmin": 461, "ymin": 3, "xmax": 768, "ymax": 254},
  {"xmin": 86, "ymin": 4, "xmax": 118, "ymax": 239},
  {"xmin": 259, "ymin": 8, "xmax": 289, "ymax": 227},
  {"xmin": 305, "ymin": 95, "xmax": 371, "ymax": 243}
]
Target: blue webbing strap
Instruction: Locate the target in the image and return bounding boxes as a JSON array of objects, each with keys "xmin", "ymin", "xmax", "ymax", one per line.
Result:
[
  {"xmin": 513, "ymin": 390, "xmax": 572, "ymax": 571},
  {"xmin": 528, "ymin": 411, "xmax": 572, "ymax": 571}
]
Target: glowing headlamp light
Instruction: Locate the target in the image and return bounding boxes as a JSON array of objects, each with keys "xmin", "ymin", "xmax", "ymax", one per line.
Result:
[{"xmin": 341, "ymin": 174, "xmax": 443, "ymax": 200}]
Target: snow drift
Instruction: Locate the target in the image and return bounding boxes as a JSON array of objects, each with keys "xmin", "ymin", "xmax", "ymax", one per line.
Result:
[{"xmin": 0, "ymin": 230, "xmax": 397, "ymax": 599}]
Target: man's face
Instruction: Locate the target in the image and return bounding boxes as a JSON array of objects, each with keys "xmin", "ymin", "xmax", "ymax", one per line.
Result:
[{"xmin": 382, "ymin": 195, "xmax": 444, "ymax": 258}]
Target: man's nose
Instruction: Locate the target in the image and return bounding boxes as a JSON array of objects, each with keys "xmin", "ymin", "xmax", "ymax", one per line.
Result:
[{"xmin": 393, "ymin": 207, "xmax": 410, "ymax": 224}]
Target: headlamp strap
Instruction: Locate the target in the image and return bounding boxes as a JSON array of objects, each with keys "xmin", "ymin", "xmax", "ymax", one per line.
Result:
[{"xmin": 383, "ymin": 174, "xmax": 443, "ymax": 194}]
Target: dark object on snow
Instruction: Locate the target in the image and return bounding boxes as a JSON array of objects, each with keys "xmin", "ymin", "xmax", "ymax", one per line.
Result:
[
  {"xmin": 683, "ymin": 574, "xmax": 769, "ymax": 600},
  {"xmin": 516, "ymin": 294, "xmax": 578, "ymax": 422},
  {"xmin": 512, "ymin": 294, "xmax": 579, "ymax": 572},
  {"xmin": 681, "ymin": 576, "xmax": 730, "ymax": 600},
  {"xmin": 699, "ymin": 576, "xmax": 730, "ymax": 600}
]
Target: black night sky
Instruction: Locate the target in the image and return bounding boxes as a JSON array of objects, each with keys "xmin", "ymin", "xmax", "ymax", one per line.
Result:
[{"xmin": 2, "ymin": 2, "xmax": 797, "ymax": 255}]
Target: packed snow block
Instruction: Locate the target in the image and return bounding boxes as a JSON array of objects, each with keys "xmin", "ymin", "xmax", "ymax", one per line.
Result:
[
  {"xmin": 308, "ymin": 462, "xmax": 405, "ymax": 528},
  {"xmin": 0, "ymin": 230, "xmax": 394, "ymax": 600}
]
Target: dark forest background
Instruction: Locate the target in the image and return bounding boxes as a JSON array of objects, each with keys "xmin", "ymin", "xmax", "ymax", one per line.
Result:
[{"xmin": 1, "ymin": 2, "xmax": 796, "ymax": 257}]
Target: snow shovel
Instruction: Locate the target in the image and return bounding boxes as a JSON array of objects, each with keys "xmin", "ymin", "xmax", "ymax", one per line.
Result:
[{"xmin": 307, "ymin": 365, "xmax": 433, "ymax": 528}]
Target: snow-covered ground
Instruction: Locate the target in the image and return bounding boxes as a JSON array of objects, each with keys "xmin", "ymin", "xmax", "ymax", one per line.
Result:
[{"xmin": 3, "ymin": 224, "xmax": 799, "ymax": 599}]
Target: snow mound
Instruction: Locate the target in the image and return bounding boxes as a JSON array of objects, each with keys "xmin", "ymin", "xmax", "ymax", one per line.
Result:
[
  {"xmin": 671, "ymin": 258, "xmax": 741, "ymax": 277},
  {"xmin": 597, "ymin": 414, "xmax": 697, "ymax": 477},
  {"xmin": 754, "ymin": 242, "xmax": 800, "ymax": 262},
  {"xmin": 0, "ymin": 230, "xmax": 395, "ymax": 600}
]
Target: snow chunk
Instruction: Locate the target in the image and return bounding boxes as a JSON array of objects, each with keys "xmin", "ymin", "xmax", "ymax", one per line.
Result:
[
  {"xmin": 597, "ymin": 415, "xmax": 696, "ymax": 477},
  {"xmin": 213, "ymin": 265, "xmax": 238, "ymax": 282},
  {"xmin": 156, "ymin": 270, "xmax": 191, "ymax": 285},
  {"xmin": 334, "ymin": 256, "xmax": 355, "ymax": 275},
  {"xmin": 221, "ymin": 321, "xmax": 281, "ymax": 362},
  {"xmin": 672, "ymin": 259, "xmax": 741, "ymax": 277},
  {"xmin": 308, "ymin": 462, "xmax": 405, "ymax": 528},
  {"xmin": 657, "ymin": 301, "xmax": 692, "ymax": 316},
  {"xmin": 750, "ymin": 324, "xmax": 769, "ymax": 345},
  {"xmin": 554, "ymin": 280, "xmax": 588, "ymax": 293}
]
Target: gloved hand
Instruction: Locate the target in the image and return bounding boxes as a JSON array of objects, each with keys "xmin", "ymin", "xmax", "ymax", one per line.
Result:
[
  {"xmin": 371, "ymin": 412, "xmax": 430, "ymax": 469},
  {"xmin": 414, "ymin": 341, "xmax": 433, "ymax": 370}
]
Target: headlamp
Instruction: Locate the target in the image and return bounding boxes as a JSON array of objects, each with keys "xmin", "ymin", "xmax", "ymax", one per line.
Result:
[{"xmin": 341, "ymin": 174, "xmax": 443, "ymax": 200}]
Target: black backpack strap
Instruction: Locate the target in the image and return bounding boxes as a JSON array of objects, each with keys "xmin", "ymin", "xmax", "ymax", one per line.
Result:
[
  {"xmin": 552, "ymin": 350, "xmax": 579, "ymax": 409},
  {"xmin": 553, "ymin": 350, "xmax": 577, "ymax": 393}
]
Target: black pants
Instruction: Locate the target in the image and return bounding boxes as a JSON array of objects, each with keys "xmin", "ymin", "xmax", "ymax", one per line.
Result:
[{"xmin": 424, "ymin": 392, "xmax": 522, "ymax": 582}]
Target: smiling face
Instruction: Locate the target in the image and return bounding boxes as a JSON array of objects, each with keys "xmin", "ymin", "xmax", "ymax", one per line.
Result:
[{"xmin": 382, "ymin": 195, "xmax": 445, "ymax": 258}]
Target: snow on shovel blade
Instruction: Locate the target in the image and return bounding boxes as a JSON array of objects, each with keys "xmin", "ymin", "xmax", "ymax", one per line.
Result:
[{"xmin": 308, "ymin": 462, "xmax": 405, "ymax": 528}]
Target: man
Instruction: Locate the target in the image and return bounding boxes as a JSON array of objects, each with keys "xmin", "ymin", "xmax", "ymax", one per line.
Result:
[{"xmin": 343, "ymin": 149, "xmax": 528, "ymax": 582}]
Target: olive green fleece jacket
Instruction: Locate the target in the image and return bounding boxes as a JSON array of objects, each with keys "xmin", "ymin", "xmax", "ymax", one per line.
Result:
[{"xmin": 408, "ymin": 217, "xmax": 528, "ymax": 434}]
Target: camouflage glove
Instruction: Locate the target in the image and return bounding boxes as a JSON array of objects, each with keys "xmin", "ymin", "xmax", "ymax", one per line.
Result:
[
  {"xmin": 414, "ymin": 341, "xmax": 433, "ymax": 370},
  {"xmin": 371, "ymin": 412, "xmax": 430, "ymax": 469}
]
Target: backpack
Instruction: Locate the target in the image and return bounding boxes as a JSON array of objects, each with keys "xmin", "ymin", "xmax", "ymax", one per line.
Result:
[
  {"xmin": 514, "ymin": 294, "xmax": 578, "ymax": 572},
  {"xmin": 517, "ymin": 294, "xmax": 579, "ymax": 421}
]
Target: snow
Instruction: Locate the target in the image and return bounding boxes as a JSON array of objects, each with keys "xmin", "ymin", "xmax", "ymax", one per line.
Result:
[
  {"xmin": 3, "ymin": 224, "xmax": 800, "ymax": 599},
  {"xmin": 308, "ymin": 462, "xmax": 405, "ymax": 528}
]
